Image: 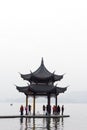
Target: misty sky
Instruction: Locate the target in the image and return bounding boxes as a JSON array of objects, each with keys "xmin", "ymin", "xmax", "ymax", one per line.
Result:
[{"xmin": 0, "ymin": 0, "xmax": 87, "ymax": 100}]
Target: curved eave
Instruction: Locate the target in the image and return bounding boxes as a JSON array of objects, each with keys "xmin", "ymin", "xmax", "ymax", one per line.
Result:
[
  {"xmin": 16, "ymin": 85, "xmax": 35, "ymax": 95},
  {"xmin": 56, "ymin": 87, "xmax": 67, "ymax": 94},
  {"xmin": 16, "ymin": 85, "xmax": 29, "ymax": 93},
  {"xmin": 20, "ymin": 73, "xmax": 31, "ymax": 81},
  {"xmin": 54, "ymin": 75, "xmax": 63, "ymax": 81}
]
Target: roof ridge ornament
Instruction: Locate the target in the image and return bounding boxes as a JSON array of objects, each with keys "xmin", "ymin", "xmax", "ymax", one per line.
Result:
[
  {"xmin": 18, "ymin": 72, "xmax": 21, "ymax": 75},
  {"xmin": 53, "ymin": 71, "xmax": 55, "ymax": 74},
  {"xmin": 41, "ymin": 57, "xmax": 44, "ymax": 66}
]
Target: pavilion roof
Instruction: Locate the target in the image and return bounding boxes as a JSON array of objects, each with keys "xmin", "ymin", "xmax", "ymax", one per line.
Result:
[
  {"xmin": 20, "ymin": 58, "xmax": 63, "ymax": 83},
  {"xmin": 16, "ymin": 84, "xmax": 67, "ymax": 96}
]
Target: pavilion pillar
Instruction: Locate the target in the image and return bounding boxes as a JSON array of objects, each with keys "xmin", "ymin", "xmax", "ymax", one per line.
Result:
[
  {"xmin": 26, "ymin": 95, "xmax": 28, "ymax": 115},
  {"xmin": 47, "ymin": 94, "xmax": 51, "ymax": 115},
  {"xmin": 33, "ymin": 95, "xmax": 35, "ymax": 115},
  {"xmin": 55, "ymin": 95, "xmax": 57, "ymax": 107}
]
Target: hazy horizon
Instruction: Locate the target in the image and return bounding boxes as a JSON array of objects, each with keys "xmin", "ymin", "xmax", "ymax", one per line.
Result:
[{"xmin": 0, "ymin": 91, "xmax": 87, "ymax": 104}]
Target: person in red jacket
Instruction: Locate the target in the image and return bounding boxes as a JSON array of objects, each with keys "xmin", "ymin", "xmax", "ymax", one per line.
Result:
[{"xmin": 20, "ymin": 105, "xmax": 24, "ymax": 115}]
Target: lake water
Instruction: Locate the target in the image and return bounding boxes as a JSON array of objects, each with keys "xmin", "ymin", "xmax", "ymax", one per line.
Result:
[{"xmin": 0, "ymin": 103, "xmax": 87, "ymax": 130}]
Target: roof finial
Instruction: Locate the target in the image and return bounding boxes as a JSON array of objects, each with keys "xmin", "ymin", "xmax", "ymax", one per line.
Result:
[{"xmin": 41, "ymin": 57, "xmax": 44, "ymax": 65}]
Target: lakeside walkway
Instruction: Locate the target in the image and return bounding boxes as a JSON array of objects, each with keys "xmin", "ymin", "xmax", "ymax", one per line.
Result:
[{"xmin": 0, "ymin": 114, "xmax": 70, "ymax": 119}]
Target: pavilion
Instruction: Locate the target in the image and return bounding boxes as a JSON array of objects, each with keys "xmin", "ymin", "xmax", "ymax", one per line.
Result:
[{"xmin": 16, "ymin": 58, "xmax": 67, "ymax": 115}]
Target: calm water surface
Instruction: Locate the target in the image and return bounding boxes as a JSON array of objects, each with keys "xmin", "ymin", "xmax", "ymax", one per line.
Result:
[{"xmin": 0, "ymin": 103, "xmax": 87, "ymax": 130}]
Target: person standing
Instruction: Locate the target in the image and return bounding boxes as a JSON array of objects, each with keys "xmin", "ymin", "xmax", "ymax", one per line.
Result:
[
  {"xmin": 25, "ymin": 106, "xmax": 28, "ymax": 115},
  {"xmin": 28, "ymin": 105, "xmax": 31, "ymax": 115},
  {"xmin": 62, "ymin": 105, "xmax": 64, "ymax": 115},
  {"xmin": 43, "ymin": 105, "xmax": 45, "ymax": 115},
  {"xmin": 20, "ymin": 105, "xmax": 24, "ymax": 115},
  {"xmin": 57, "ymin": 105, "xmax": 60, "ymax": 115}
]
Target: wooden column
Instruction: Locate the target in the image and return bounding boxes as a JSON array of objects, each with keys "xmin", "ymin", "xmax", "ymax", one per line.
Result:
[
  {"xmin": 33, "ymin": 95, "xmax": 35, "ymax": 115},
  {"xmin": 47, "ymin": 94, "xmax": 51, "ymax": 115},
  {"xmin": 55, "ymin": 95, "xmax": 57, "ymax": 107},
  {"xmin": 26, "ymin": 95, "xmax": 28, "ymax": 115}
]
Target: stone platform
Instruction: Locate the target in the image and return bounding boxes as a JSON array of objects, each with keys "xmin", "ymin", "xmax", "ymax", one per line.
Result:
[{"xmin": 0, "ymin": 114, "xmax": 70, "ymax": 118}]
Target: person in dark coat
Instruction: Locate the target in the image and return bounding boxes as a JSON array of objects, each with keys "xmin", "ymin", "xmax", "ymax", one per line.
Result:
[
  {"xmin": 62, "ymin": 105, "xmax": 64, "ymax": 115},
  {"xmin": 28, "ymin": 105, "xmax": 31, "ymax": 115},
  {"xmin": 57, "ymin": 105, "xmax": 60, "ymax": 115},
  {"xmin": 43, "ymin": 105, "xmax": 45, "ymax": 114}
]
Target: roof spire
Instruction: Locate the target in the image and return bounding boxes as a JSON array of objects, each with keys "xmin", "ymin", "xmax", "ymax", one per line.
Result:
[{"xmin": 41, "ymin": 57, "xmax": 44, "ymax": 65}]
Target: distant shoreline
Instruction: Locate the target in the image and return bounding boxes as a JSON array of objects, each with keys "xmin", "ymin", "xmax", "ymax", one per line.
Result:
[{"xmin": 0, "ymin": 91, "xmax": 87, "ymax": 104}]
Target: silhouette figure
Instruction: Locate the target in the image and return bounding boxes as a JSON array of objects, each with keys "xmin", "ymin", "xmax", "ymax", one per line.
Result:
[{"xmin": 62, "ymin": 105, "xmax": 64, "ymax": 115}]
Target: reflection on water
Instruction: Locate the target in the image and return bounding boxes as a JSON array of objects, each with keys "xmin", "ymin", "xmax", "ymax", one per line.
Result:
[
  {"xmin": 52, "ymin": 118, "xmax": 64, "ymax": 130},
  {"xmin": 20, "ymin": 117, "xmax": 64, "ymax": 130}
]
